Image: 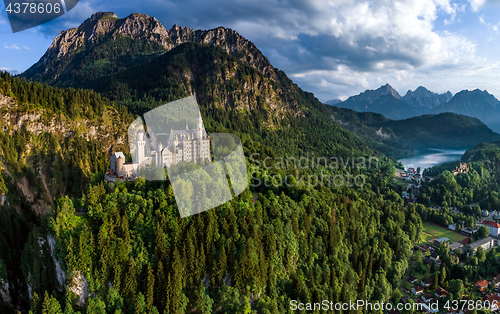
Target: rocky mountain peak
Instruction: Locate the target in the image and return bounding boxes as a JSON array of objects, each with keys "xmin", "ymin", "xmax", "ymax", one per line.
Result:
[
  {"xmin": 402, "ymin": 85, "xmax": 452, "ymax": 109},
  {"xmin": 23, "ymin": 11, "xmax": 275, "ymax": 84},
  {"xmin": 80, "ymin": 12, "xmax": 117, "ymax": 29},
  {"xmin": 378, "ymin": 83, "xmax": 402, "ymax": 99}
]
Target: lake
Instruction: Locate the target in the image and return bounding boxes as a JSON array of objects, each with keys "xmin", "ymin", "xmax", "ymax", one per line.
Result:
[{"xmin": 397, "ymin": 148, "xmax": 466, "ymax": 172}]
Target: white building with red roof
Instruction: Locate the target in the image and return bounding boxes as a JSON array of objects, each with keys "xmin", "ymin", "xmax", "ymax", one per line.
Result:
[{"xmin": 482, "ymin": 220, "xmax": 500, "ymax": 236}]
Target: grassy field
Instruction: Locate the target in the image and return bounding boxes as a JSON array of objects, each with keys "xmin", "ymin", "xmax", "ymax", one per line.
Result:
[
  {"xmin": 421, "ymin": 222, "xmax": 468, "ymax": 243},
  {"xmin": 418, "ymin": 232, "xmax": 434, "ymax": 244},
  {"xmin": 395, "ymin": 177, "xmax": 411, "ymax": 188}
]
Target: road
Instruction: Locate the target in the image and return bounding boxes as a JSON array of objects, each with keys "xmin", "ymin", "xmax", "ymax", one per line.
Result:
[{"xmin": 398, "ymin": 261, "xmax": 416, "ymax": 295}]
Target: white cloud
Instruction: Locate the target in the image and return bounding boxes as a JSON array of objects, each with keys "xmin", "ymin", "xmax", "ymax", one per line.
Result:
[
  {"xmin": 0, "ymin": 68, "xmax": 22, "ymax": 75},
  {"xmin": 130, "ymin": 0, "xmax": 498, "ymax": 100},
  {"xmin": 3, "ymin": 43, "xmax": 30, "ymax": 50},
  {"xmin": 468, "ymin": 0, "xmax": 500, "ymax": 11},
  {"xmin": 4, "ymin": 43, "xmax": 20, "ymax": 50},
  {"xmin": 226, "ymin": 0, "xmax": 485, "ymax": 100}
]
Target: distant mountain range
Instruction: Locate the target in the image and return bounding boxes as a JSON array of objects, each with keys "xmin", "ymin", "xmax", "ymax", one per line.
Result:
[
  {"xmin": 325, "ymin": 99, "xmax": 342, "ymax": 105},
  {"xmin": 430, "ymin": 89, "xmax": 500, "ymax": 133},
  {"xmin": 403, "ymin": 86, "xmax": 452, "ymax": 109},
  {"xmin": 334, "ymin": 84, "xmax": 452, "ymax": 120},
  {"xmin": 333, "ymin": 84, "xmax": 500, "ymax": 133},
  {"xmin": 329, "ymin": 106, "xmax": 500, "ymax": 157}
]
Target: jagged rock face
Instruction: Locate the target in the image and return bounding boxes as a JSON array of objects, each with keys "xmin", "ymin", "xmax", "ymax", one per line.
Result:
[
  {"xmin": 68, "ymin": 271, "xmax": 89, "ymax": 307},
  {"xmin": 23, "ymin": 11, "xmax": 274, "ymax": 83},
  {"xmin": 402, "ymin": 86, "xmax": 452, "ymax": 109},
  {"xmin": 0, "ymin": 279, "xmax": 11, "ymax": 304}
]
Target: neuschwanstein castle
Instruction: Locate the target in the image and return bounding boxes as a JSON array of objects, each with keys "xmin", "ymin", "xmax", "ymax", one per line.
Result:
[{"xmin": 107, "ymin": 112, "xmax": 211, "ymax": 179}]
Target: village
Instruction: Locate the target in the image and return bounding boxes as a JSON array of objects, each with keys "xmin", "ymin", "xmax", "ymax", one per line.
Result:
[{"xmin": 391, "ymin": 163, "xmax": 500, "ymax": 313}]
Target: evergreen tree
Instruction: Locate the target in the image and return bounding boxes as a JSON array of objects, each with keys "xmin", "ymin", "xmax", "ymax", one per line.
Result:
[
  {"xmin": 146, "ymin": 263, "xmax": 155, "ymax": 311},
  {"xmin": 123, "ymin": 257, "xmax": 138, "ymax": 302}
]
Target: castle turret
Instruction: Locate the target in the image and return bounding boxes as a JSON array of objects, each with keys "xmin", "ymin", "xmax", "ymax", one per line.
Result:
[
  {"xmin": 157, "ymin": 142, "xmax": 163, "ymax": 167},
  {"xmin": 136, "ymin": 130, "xmax": 145, "ymax": 166},
  {"xmin": 197, "ymin": 111, "xmax": 203, "ymax": 139},
  {"xmin": 117, "ymin": 156, "xmax": 125, "ymax": 177}
]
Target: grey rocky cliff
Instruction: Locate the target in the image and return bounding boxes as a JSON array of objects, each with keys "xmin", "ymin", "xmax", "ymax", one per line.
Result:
[{"xmin": 28, "ymin": 11, "xmax": 275, "ymax": 81}]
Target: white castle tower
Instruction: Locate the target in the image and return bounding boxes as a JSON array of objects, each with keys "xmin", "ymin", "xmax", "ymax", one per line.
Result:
[
  {"xmin": 136, "ymin": 130, "xmax": 145, "ymax": 166},
  {"xmin": 196, "ymin": 111, "xmax": 203, "ymax": 139}
]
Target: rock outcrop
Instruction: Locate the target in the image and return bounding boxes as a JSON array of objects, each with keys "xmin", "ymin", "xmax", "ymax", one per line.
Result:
[{"xmin": 68, "ymin": 271, "xmax": 89, "ymax": 306}]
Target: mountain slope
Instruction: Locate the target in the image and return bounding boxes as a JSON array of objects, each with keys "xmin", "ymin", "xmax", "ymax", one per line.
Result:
[
  {"xmin": 431, "ymin": 89, "xmax": 500, "ymax": 132},
  {"xmin": 329, "ymin": 105, "xmax": 500, "ymax": 155},
  {"xmin": 0, "ymin": 72, "xmax": 132, "ymax": 312},
  {"xmin": 461, "ymin": 141, "xmax": 500, "ymax": 163}
]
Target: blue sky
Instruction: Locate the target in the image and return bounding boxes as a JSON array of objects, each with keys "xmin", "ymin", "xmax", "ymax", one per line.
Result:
[{"xmin": 1, "ymin": 0, "xmax": 500, "ymax": 102}]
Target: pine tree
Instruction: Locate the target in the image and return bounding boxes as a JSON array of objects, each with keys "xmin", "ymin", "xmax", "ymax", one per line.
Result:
[
  {"xmin": 156, "ymin": 260, "xmax": 166, "ymax": 312},
  {"xmin": 32, "ymin": 292, "xmax": 41, "ymax": 314},
  {"xmin": 113, "ymin": 262, "xmax": 122, "ymax": 293},
  {"xmin": 167, "ymin": 248, "xmax": 183, "ymax": 313},
  {"xmin": 65, "ymin": 236, "xmax": 75, "ymax": 271},
  {"xmin": 146, "ymin": 263, "xmax": 155, "ymax": 311},
  {"xmin": 123, "ymin": 257, "xmax": 137, "ymax": 302}
]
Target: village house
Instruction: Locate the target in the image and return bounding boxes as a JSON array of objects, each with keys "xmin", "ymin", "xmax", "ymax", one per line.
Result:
[
  {"xmin": 467, "ymin": 237, "xmax": 496, "ymax": 253},
  {"xmin": 423, "ymin": 258, "xmax": 434, "ymax": 267},
  {"xmin": 482, "ymin": 220, "xmax": 500, "ymax": 237},
  {"xmin": 461, "ymin": 227, "xmax": 477, "ymax": 236},
  {"xmin": 491, "ymin": 274, "xmax": 500, "ymax": 290},
  {"xmin": 485, "ymin": 294, "xmax": 500, "ymax": 311},
  {"xmin": 435, "ymin": 287, "xmax": 448, "ymax": 298},
  {"xmin": 409, "ymin": 276, "xmax": 418, "ymax": 284},
  {"xmin": 430, "ymin": 252, "xmax": 441, "ymax": 265},
  {"xmin": 420, "ymin": 244, "xmax": 436, "ymax": 253},
  {"xmin": 414, "ymin": 245, "xmax": 426, "ymax": 252},
  {"xmin": 421, "ymin": 293, "xmax": 434, "ymax": 303},
  {"xmin": 467, "ymin": 237, "xmax": 495, "ymax": 253},
  {"xmin": 421, "ymin": 277, "xmax": 432, "ymax": 287},
  {"xmin": 412, "ymin": 285, "xmax": 424, "ymax": 295},
  {"xmin": 449, "ymin": 242, "xmax": 463, "ymax": 252},
  {"xmin": 434, "ymin": 237, "xmax": 450, "ymax": 246},
  {"xmin": 475, "ymin": 279, "xmax": 489, "ymax": 291}
]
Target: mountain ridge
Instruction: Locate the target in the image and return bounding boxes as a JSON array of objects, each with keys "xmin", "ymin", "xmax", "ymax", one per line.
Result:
[
  {"xmin": 336, "ymin": 84, "xmax": 421, "ymax": 120},
  {"xmin": 22, "ymin": 11, "xmax": 276, "ymax": 86},
  {"xmin": 431, "ymin": 89, "xmax": 500, "ymax": 132},
  {"xmin": 402, "ymin": 86, "xmax": 452, "ymax": 109},
  {"xmin": 329, "ymin": 105, "xmax": 500, "ymax": 156},
  {"xmin": 335, "ymin": 83, "xmax": 455, "ymax": 120}
]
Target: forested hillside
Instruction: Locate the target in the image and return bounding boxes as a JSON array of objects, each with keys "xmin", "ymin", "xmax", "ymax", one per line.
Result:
[
  {"xmin": 0, "ymin": 72, "xmax": 132, "ymax": 313},
  {"xmin": 1, "ymin": 11, "xmax": 428, "ymax": 314},
  {"xmin": 330, "ymin": 106, "xmax": 500, "ymax": 156},
  {"xmin": 0, "ymin": 70, "xmax": 424, "ymax": 314}
]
